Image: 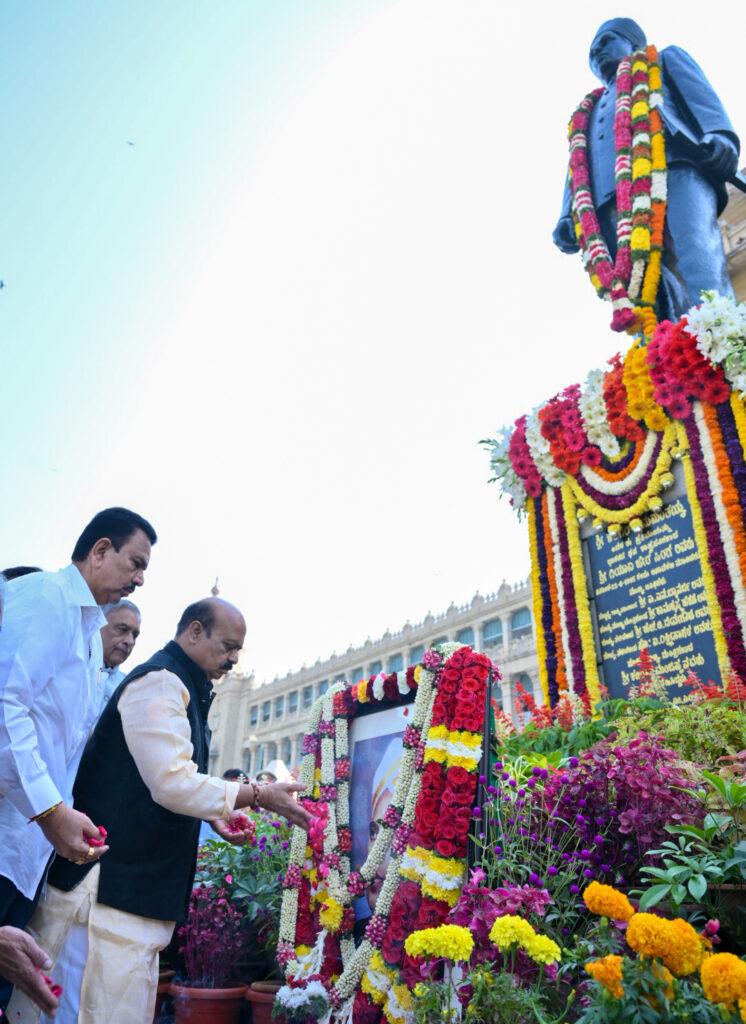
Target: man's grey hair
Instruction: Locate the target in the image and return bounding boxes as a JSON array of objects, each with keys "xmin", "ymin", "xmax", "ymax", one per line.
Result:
[{"xmin": 104, "ymin": 599, "xmax": 141, "ymax": 618}]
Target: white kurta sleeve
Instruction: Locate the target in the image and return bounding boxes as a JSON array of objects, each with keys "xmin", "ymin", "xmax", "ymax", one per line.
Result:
[
  {"xmin": 0, "ymin": 586, "xmax": 67, "ymax": 818},
  {"xmin": 118, "ymin": 669, "xmax": 239, "ymax": 821}
]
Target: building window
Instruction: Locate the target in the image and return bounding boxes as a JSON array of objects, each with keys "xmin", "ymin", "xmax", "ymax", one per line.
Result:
[
  {"xmin": 302, "ymin": 685, "xmax": 313, "ymax": 709},
  {"xmin": 280, "ymin": 737, "xmax": 292, "ymax": 764},
  {"xmin": 388, "ymin": 653, "xmax": 403, "ymax": 673},
  {"xmin": 318, "ymin": 679, "xmax": 329, "ymax": 697},
  {"xmin": 432, "ymin": 636, "xmax": 447, "ymax": 646},
  {"xmin": 409, "ymin": 644, "xmax": 425, "ymax": 665},
  {"xmin": 262, "ymin": 701, "xmax": 271, "ymax": 723},
  {"xmin": 482, "ymin": 618, "xmax": 503, "ymax": 648},
  {"xmin": 288, "ymin": 691, "xmax": 298, "ymax": 714},
  {"xmin": 249, "ymin": 705, "xmax": 258, "ymax": 726},
  {"xmin": 256, "ymin": 743, "xmax": 265, "ymax": 770},
  {"xmin": 275, "ymin": 695, "xmax": 284, "ymax": 717},
  {"xmin": 455, "ymin": 626, "xmax": 474, "ymax": 646},
  {"xmin": 369, "ymin": 660, "xmax": 383, "ymax": 676},
  {"xmin": 511, "ymin": 607, "xmax": 532, "ymax": 641},
  {"xmin": 334, "ymin": 673, "xmax": 346, "ymax": 684},
  {"xmin": 349, "ymin": 667, "xmax": 363, "ymax": 683}
]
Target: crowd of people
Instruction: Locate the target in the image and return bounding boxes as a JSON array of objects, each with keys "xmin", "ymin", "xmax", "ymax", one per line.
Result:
[{"xmin": 0, "ymin": 507, "xmax": 311, "ymax": 1022}]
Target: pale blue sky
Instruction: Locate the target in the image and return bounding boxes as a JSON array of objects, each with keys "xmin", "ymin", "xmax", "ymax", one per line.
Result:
[{"xmin": 2, "ymin": 1, "xmax": 744, "ymax": 681}]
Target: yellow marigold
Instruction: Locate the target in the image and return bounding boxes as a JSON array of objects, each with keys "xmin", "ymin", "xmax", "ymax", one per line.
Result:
[
  {"xmin": 700, "ymin": 953, "xmax": 746, "ymax": 1008},
  {"xmin": 319, "ymin": 896, "xmax": 344, "ymax": 933},
  {"xmin": 525, "ymin": 933, "xmax": 561, "ymax": 966},
  {"xmin": 583, "ymin": 882, "xmax": 634, "ymax": 922},
  {"xmin": 489, "ymin": 915, "xmax": 536, "ymax": 952},
  {"xmin": 586, "ymin": 955, "xmax": 624, "ymax": 998},
  {"xmin": 739, "ymin": 995, "xmax": 746, "ymax": 1022},
  {"xmin": 626, "ymin": 913, "xmax": 675, "ymax": 960},
  {"xmin": 661, "ymin": 918, "xmax": 705, "ymax": 977},
  {"xmin": 404, "ymin": 924, "xmax": 474, "ymax": 963}
]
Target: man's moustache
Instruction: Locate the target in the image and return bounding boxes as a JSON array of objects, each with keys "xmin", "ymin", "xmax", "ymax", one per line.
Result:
[{"xmin": 219, "ymin": 660, "xmax": 233, "ymax": 671}]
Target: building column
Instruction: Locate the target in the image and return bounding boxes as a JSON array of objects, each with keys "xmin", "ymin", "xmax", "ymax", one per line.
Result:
[
  {"xmin": 501, "ymin": 679, "xmax": 514, "ymax": 723},
  {"xmin": 472, "ymin": 622, "xmax": 481, "ymax": 652},
  {"xmin": 502, "ymin": 616, "xmax": 511, "ymax": 655}
]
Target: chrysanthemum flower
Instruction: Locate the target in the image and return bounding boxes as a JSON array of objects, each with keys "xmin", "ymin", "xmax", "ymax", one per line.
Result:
[{"xmin": 525, "ymin": 933, "xmax": 561, "ymax": 966}]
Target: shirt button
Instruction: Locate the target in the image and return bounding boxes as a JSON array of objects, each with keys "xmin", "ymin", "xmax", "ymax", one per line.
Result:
[{"xmin": 598, "ymin": 133, "xmax": 605, "ymax": 140}]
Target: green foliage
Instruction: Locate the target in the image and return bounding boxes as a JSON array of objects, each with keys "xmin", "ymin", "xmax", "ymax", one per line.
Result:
[
  {"xmin": 634, "ymin": 833, "xmax": 725, "ymax": 915},
  {"xmin": 613, "ymin": 699, "xmax": 746, "ymax": 768},
  {"xmin": 574, "ymin": 957, "xmax": 726, "ymax": 1024},
  {"xmin": 462, "ymin": 968, "xmax": 564, "ymax": 1024},
  {"xmin": 495, "ymin": 703, "xmax": 621, "ymax": 761}
]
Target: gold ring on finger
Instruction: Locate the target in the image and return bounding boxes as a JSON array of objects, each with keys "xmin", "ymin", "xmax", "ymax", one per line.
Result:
[{"xmin": 86, "ymin": 846, "xmax": 96, "ymax": 858}]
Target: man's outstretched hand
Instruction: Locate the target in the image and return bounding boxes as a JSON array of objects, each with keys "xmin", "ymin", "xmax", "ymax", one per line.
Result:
[
  {"xmin": 0, "ymin": 927, "xmax": 60, "ymax": 1017},
  {"xmin": 256, "ymin": 782, "xmax": 312, "ymax": 830},
  {"xmin": 210, "ymin": 812, "xmax": 255, "ymax": 845},
  {"xmin": 37, "ymin": 804, "xmax": 109, "ymax": 864}
]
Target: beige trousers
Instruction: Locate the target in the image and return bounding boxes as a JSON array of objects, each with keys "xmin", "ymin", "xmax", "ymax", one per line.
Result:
[{"xmin": 7, "ymin": 865, "xmax": 175, "ymax": 1024}]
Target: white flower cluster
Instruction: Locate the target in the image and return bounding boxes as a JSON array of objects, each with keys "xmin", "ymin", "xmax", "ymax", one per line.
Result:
[
  {"xmin": 484, "ymin": 427, "xmax": 528, "ymax": 510},
  {"xmin": 526, "ymin": 409, "xmax": 566, "ymax": 487},
  {"xmin": 579, "ymin": 367, "xmax": 621, "ymax": 458},
  {"xmin": 685, "ymin": 291, "xmax": 746, "ymax": 394}
]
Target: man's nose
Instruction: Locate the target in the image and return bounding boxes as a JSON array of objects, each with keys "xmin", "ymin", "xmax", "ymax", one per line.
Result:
[{"xmin": 132, "ymin": 570, "xmax": 145, "ymax": 587}]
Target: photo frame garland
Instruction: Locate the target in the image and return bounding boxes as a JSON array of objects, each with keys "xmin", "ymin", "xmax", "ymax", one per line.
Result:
[{"xmin": 276, "ymin": 644, "xmax": 493, "ymax": 1024}]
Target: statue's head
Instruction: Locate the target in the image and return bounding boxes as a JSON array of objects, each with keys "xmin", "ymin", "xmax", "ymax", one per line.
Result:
[{"xmin": 589, "ymin": 18, "xmax": 646, "ymax": 82}]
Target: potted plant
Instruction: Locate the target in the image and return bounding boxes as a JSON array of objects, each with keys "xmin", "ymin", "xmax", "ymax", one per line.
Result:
[
  {"xmin": 170, "ymin": 882, "xmax": 247, "ymax": 1023},
  {"xmin": 195, "ymin": 812, "xmax": 292, "ymax": 1021}
]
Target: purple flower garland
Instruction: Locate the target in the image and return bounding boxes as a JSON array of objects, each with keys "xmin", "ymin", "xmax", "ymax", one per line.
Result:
[
  {"xmin": 573, "ymin": 433, "xmax": 662, "ymax": 510},
  {"xmin": 552, "ymin": 489, "xmax": 588, "ymax": 698},
  {"xmin": 684, "ymin": 414, "xmax": 746, "ymax": 678},
  {"xmin": 716, "ymin": 401, "xmax": 746, "ymax": 522},
  {"xmin": 534, "ymin": 497, "xmax": 559, "ymax": 704}
]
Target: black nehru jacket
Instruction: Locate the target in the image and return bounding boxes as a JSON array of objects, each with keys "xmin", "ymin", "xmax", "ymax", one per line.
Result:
[{"xmin": 48, "ymin": 641, "xmax": 214, "ymax": 922}]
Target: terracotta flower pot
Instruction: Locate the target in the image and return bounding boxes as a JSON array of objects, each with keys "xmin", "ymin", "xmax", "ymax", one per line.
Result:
[
  {"xmin": 245, "ymin": 981, "xmax": 285, "ymax": 1024},
  {"xmin": 154, "ymin": 971, "xmax": 176, "ymax": 1022},
  {"xmin": 170, "ymin": 983, "xmax": 248, "ymax": 1024}
]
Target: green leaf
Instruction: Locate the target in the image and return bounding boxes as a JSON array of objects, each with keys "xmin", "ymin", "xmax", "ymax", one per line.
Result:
[
  {"xmin": 671, "ymin": 882, "xmax": 687, "ymax": 906},
  {"xmin": 639, "ymin": 884, "xmax": 671, "ymax": 909},
  {"xmin": 688, "ymin": 874, "xmax": 707, "ymax": 901}
]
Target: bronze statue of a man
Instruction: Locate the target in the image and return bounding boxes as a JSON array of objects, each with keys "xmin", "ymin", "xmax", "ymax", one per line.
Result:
[{"xmin": 553, "ymin": 18, "xmax": 741, "ymax": 322}]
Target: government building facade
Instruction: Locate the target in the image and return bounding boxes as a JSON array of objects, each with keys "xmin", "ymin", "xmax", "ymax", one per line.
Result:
[
  {"xmin": 209, "ymin": 173, "xmax": 746, "ymax": 778},
  {"xmin": 208, "ymin": 580, "xmax": 538, "ymax": 777}
]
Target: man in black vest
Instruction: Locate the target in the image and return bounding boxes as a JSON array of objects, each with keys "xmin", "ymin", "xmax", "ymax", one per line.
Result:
[{"xmin": 10, "ymin": 597, "xmax": 310, "ymax": 1024}]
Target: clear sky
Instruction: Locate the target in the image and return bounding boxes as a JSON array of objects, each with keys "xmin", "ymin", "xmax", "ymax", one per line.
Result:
[{"xmin": 2, "ymin": 1, "xmax": 744, "ymax": 683}]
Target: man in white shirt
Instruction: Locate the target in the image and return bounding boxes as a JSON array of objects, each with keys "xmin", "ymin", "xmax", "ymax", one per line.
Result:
[
  {"xmin": 10, "ymin": 597, "xmax": 311, "ymax": 1024},
  {"xmin": 98, "ymin": 599, "xmax": 141, "ymax": 714},
  {"xmin": 0, "ymin": 507, "xmax": 157, "ymax": 1007}
]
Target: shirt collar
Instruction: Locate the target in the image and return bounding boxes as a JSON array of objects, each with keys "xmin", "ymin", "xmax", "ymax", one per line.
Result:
[{"xmin": 61, "ymin": 564, "xmax": 108, "ymax": 631}]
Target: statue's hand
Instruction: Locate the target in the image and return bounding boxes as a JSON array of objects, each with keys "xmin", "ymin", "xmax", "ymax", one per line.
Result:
[
  {"xmin": 700, "ymin": 132, "xmax": 739, "ymax": 181},
  {"xmin": 552, "ymin": 216, "xmax": 579, "ymax": 255}
]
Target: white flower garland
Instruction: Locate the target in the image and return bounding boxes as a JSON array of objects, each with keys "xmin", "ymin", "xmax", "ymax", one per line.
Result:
[
  {"xmin": 526, "ymin": 408, "xmax": 566, "ymax": 487},
  {"xmin": 579, "ymin": 367, "xmax": 621, "ymax": 458}
]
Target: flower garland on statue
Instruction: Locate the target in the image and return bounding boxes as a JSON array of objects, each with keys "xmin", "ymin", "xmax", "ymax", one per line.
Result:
[
  {"xmin": 275, "ymin": 645, "xmax": 492, "ymax": 1024},
  {"xmin": 567, "ymin": 45, "xmax": 666, "ymax": 334}
]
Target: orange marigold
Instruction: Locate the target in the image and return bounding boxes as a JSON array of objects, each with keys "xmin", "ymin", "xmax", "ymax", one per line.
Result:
[
  {"xmin": 582, "ymin": 882, "xmax": 635, "ymax": 922},
  {"xmin": 661, "ymin": 918, "xmax": 705, "ymax": 977},
  {"xmin": 700, "ymin": 953, "xmax": 746, "ymax": 1008},
  {"xmin": 626, "ymin": 913, "xmax": 674, "ymax": 960},
  {"xmin": 586, "ymin": 955, "xmax": 624, "ymax": 998}
]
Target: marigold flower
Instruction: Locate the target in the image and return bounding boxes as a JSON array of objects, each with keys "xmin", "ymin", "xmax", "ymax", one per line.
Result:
[
  {"xmin": 583, "ymin": 881, "xmax": 634, "ymax": 922},
  {"xmin": 488, "ymin": 914, "xmax": 536, "ymax": 952},
  {"xmin": 661, "ymin": 918, "xmax": 705, "ymax": 977},
  {"xmin": 404, "ymin": 924, "xmax": 474, "ymax": 963},
  {"xmin": 525, "ymin": 933, "xmax": 561, "ymax": 966},
  {"xmin": 586, "ymin": 955, "xmax": 624, "ymax": 998},
  {"xmin": 700, "ymin": 952, "xmax": 746, "ymax": 1008},
  {"xmin": 626, "ymin": 913, "xmax": 674, "ymax": 960}
]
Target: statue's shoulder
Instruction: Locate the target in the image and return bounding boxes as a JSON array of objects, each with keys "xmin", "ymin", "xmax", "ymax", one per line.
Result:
[{"xmin": 659, "ymin": 44, "xmax": 701, "ymax": 73}]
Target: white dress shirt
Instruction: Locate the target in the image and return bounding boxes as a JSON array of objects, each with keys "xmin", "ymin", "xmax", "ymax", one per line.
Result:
[
  {"xmin": 117, "ymin": 669, "xmax": 238, "ymax": 820},
  {"xmin": 0, "ymin": 565, "xmax": 106, "ymax": 898},
  {"xmin": 97, "ymin": 665, "xmax": 125, "ymax": 715}
]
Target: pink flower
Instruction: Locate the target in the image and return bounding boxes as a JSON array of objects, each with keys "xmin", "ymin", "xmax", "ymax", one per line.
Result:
[{"xmin": 225, "ymin": 874, "xmax": 233, "ymax": 884}]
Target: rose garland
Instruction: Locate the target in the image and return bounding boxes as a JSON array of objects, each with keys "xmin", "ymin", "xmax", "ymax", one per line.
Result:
[
  {"xmin": 567, "ymin": 46, "xmax": 666, "ymax": 333},
  {"xmin": 276, "ymin": 646, "xmax": 491, "ymax": 1023}
]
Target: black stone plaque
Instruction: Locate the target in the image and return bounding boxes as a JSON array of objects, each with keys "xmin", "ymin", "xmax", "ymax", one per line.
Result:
[{"xmin": 581, "ymin": 462, "xmax": 721, "ymax": 698}]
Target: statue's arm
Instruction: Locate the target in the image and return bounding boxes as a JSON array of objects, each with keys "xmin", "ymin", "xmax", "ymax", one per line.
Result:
[
  {"xmin": 661, "ymin": 46, "xmax": 740, "ymax": 178},
  {"xmin": 552, "ymin": 174, "xmax": 579, "ymax": 254}
]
